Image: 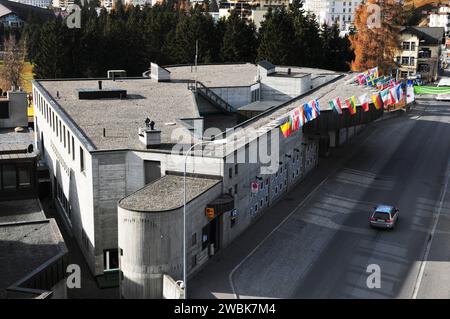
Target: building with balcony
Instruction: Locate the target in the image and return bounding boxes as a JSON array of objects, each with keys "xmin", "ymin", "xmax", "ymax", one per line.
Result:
[{"xmin": 395, "ymin": 26, "xmax": 445, "ymax": 83}]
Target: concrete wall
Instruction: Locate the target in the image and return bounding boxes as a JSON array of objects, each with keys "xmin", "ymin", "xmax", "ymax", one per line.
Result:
[
  {"xmin": 33, "ymin": 84, "xmax": 97, "ymax": 275},
  {"xmin": 118, "ymin": 181, "xmax": 222, "ymax": 299},
  {"xmin": 211, "ymin": 86, "xmax": 252, "ymax": 108},
  {"xmin": 260, "ymin": 74, "xmax": 312, "ymax": 102},
  {"xmin": 0, "ymin": 90, "xmax": 28, "ymax": 128}
]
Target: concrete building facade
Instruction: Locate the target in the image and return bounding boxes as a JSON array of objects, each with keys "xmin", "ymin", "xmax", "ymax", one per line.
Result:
[{"xmin": 32, "ymin": 62, "xmax": 381, "ymax": 296}]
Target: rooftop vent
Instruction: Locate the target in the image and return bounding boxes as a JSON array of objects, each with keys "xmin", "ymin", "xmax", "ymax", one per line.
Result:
[
  {"xmin": 77, "ymin": 87, "xmax": 127, "ymax": 100},
  {"xmin": 150, "ymin": 63, "xmax": 171, "ymax": 82},
  {"xmin": 138, "ymin": 118, "xmax": 161, "ymax": 148},
  {"xmin": 107, "ymin": 70, "xmax": 127, "ymax": 80}
]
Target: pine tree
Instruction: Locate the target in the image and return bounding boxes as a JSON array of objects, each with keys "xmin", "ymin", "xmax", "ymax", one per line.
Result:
[
  {"xmin": 33, "ymin": 18, "xmax": 71, "ymax": 79},
  {"xmin": 221, "ymin": 10, "xmax": 257, "ymax": 62},
  {"xmin": 349, "ymin": 0, "xmax": 404, "ymax": 73},
  {"xmin": 257, "ymin": 6, "xmax": 296, "ymax": 65}
]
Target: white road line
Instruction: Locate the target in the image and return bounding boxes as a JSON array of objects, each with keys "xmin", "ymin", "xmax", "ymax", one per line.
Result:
[
  {"xmin": 228, "ymin": 128, "xmax": 379, "ymax": 299},
  {"xmin": 412, "ymin": 162, "xmax": 450, "ymax": 299}
]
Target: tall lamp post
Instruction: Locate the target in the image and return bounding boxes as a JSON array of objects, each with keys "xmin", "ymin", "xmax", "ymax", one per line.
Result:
[{"xmin": 182, "ymin": 138, "xmax": 227, "ymax": 299}]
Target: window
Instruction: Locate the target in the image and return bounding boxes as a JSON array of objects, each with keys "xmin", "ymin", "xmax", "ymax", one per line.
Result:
[
  {"xmin": 68, "ymin": 132, "xmax": 71, "ymax": 154},
  {"xmin": 104, "ymin": 249, "xmax": 119, "ymax": 270},
  {"xmin": 72, "ymin": 137, "xmax": 75, "ymax": 161},
  {"xmin": 411, "ymin": 42, "xmax": 416, "ymax": 51},
  {"xmin": 401, "ymin": 57, "xmax": 409, "ymax": 65},
  {"xmin": 402, "ymin": 42, "xmax": 410, "ymax": 50},
  {"xmin": 191, "ymin": 233, "xmax": 197, "ymax": 247},
  {"xmin": 1, "ymin": 164, "xmax": 16, "ymax": 189},
  {"xmin": 80, "ymin": 147, "xmax": 85, "ymax": 172},
  {"xmin": 56, "ymin": 116, "xmax": 59, "ymax": 136},
  {"xmin": 17, "ymin": 166, "xmax": 31, "ymax": 188},
  {"xmin": 410, "ymin": 57, "xmax": 415, "ymax": 66},
  {"xmin": 234, "ymin": 164, "xmax": 238, "ymax": 175},
  {"xmin": 63, "ymin": 126, "xmax": 66, "ymax": 148},
  {"xmin": 0, "ymin": 102, "xmax": 9, "ymax": 119},
  {"xmin": 59, "ymin": 121, "xmax": 62, "ymax": 142},
  {"xmin": 228, "ymin": 187, "xmax": 233, "ymax": 195},
  {"xmin": 229, "ymin": 167, "xmax": 232, "ymax": 179},
  {"xmin": 418, "ymin": 63, "xmax": 430, "ymax": 72},
  {"xmin": 234, "ymin": 184, "xmax": 238, "ymax": 194}
]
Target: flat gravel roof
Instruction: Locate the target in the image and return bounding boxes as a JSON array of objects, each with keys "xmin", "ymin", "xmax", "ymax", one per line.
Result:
[
  {"xmin": 119, "ymin": 174, "xmax": 221, "ymax": 212},
  {"xmin": 37, "ymin": 78, "xmax": 199, "ymax": 151},
  {"xmin": 166, "ymin": 63, "xmax": 258, "ymax": 87}
]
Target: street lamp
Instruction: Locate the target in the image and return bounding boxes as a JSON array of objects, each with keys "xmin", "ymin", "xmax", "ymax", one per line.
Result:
[{"xmin": 182, "ymin": 138, "xmax": 227, "ymax": 299}]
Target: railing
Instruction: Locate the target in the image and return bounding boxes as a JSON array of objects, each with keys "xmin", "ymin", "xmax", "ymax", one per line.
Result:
[{"xmin": 188, "ymin": 81, "xmax": 236, "ymax": 114}]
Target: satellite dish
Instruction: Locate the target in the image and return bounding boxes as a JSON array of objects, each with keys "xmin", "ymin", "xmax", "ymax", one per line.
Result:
[{"xmin": 27, "ymin": 144, "xmax": 34, "ymax": 153}]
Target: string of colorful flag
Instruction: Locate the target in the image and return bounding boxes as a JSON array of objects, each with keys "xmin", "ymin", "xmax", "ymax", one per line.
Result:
[
  {"xmin": 279, "ymin": 98, "xmax": 320, "ymax": 138},
  {"xmin": 329, "ymin": 67, "xmax": 406, "ymax": 115},
  {"xmin": 278, "ymin": 66, "xmax": 406, "ymax": 138}
]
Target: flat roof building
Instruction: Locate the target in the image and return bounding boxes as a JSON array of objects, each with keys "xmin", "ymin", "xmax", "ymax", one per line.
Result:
[{"xmin": 32, "ymin": 62, "xmax": 382, "ymax": 297}]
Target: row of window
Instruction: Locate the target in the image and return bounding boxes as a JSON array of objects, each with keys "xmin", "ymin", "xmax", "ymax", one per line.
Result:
[
  {"xmin": 54, "ymin": 176, "xmax": 72, "ymax": 220},
  {"xmin": 0, "ymin": 164, "xmax": 32, "ymax": 191},
  {"xmin": 397, "ymin": 56, "xmax": 415, "ymax": 66},
  {"xmin": 402, "ymin": 41, "xmax": 417, "ymax": 51},
  {"xmin": 34, "ymin": 90, "xmax": 86, "ymax": 173},
  {"xmin": 331, "ymin": 14, "xmax": 353, "ymax": 22}
]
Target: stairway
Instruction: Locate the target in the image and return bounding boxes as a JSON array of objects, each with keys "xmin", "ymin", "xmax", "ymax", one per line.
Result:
[{"xmin": 188, "ymin": 81, "xmax": 236, "ymax": 114}]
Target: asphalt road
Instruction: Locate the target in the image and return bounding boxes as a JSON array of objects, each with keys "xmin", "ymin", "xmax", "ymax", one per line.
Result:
[{"xmin": 229, "ymin": 99, "xmax": 450, "ymax": 298}]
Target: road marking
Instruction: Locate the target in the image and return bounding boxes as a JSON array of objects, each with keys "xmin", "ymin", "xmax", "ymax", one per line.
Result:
[{"xmin": 228, "ymin": 128, "xmax": 380, "ymax": 299}]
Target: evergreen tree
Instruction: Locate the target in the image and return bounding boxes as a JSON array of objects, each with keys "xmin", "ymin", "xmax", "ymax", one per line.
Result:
[
  {"xmin": 221, "ymin": 10, "xmax": 257, "ymax": 62},
  {"xmin": 33, "ymin": 18, "xmax": 71, "ymax": 78},
  {"xmin": 257, "ymin": 6, "xmax": 296, "ymax": 65}
]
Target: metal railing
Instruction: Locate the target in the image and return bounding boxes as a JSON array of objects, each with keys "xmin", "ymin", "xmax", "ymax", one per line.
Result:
[{"xmin": 188, "ymin": 81, "xmax": 235, "ymax": 114}]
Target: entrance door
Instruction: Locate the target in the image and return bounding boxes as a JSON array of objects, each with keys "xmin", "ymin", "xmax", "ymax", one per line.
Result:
[{"xmin": 209, "ymin": 214, "xmax": 223, "ymax": 253}]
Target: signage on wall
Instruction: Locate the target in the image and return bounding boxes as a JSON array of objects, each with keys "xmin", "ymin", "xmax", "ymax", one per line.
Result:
[
  {"xmin": 205, "ymin": 207, "xmax": 215, "ymax": 220},
  {"xmin": 251, "ymin": 182, "xmax": 259, "ymax": 194}
]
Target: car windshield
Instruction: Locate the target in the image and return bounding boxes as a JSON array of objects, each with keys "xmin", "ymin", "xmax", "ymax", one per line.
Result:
[{"xmin": 373, "ymin": 212, "xmax": 390, "ymax": 220}]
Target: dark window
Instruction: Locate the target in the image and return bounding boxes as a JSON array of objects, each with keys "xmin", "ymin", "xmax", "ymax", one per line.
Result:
[
  {"xmin": 17, "ymin": 166, "xmax": 31, "ymax": 189},
  {"xmin": 63, "ymin": 126, "xmax": 66, "ymax": 148},
  {"xmin": 402, "ymin": 42, "xmax": 410, "ymax": 50},
  {"xmin": 234, "ymin": 184, "xmax": 238, "ymax": 194},
  {"xmin": 234, "ymin": 164, "xmax": 238, "ymax": 175},
  {"xmin": 2, "ymin": 164, "xmax": 16, "ymax": 189},
  {"xmin": 0, "ymin": 102, "xmax": 9, "ymax": 119},
  {"xmin": 229, "ymin": 167, "xmax": 233, "ymax": 179},
  {"xmin": 103, "ymin": 249, "xmax": 119, "ymax": 270},
  {"xmin": 191, "ymin": 233, "xmax": 197, "ymax": 247},
  {"xmin": 72, "ymin": 137, "xmax": 75, "ymax": 160},
  {"xmin": 80, "ymin": 147, "xmax": 85, "ymax": 172}
]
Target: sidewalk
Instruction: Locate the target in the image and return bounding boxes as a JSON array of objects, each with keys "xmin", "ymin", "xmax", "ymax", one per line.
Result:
[{"xmin": 189, "ymin": 123, "xmax": 381, "ymax": 299}]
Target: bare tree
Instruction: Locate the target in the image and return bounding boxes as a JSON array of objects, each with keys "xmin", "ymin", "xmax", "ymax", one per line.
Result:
[{"xmin": 0, "ymin": 37, "xmax": 26, "ymax": 91}]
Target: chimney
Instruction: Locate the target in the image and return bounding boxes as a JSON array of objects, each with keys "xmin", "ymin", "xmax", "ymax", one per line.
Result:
[
  {"xmin": 287, "ymin": 68, "xmax": 291, "ymax": 75},
  {"xmin": 139, "ymin": 120, "xmax": 161, "ymax": 148}
]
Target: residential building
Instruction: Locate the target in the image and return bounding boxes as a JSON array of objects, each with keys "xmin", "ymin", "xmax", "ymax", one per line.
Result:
[
  {"xmin": 395, "ymin": 27, "xmax": 445, "ymax": 82},
  {"xmin": 10, "ymin": 0, "xmax": 51, "ymax": 8},
  {"xmin": 0, "ymin": 0, "xmax": 53, "ymax": 27},
  {"xmin": 32, "ymin": 61, "xmax": 383, "ymax": 296},
  {"xmin": 0, "ymin": 92, "xmax": 67, "ymax": 299},
  {"xmin": 219, "ymin": 0, "xmax": 290, "ymax": 24},
  {"xmin": 428, "ymin": 6, "xmax": 450, "ymax": 34},
  {"xmin": 304, "ymin": 0, "xmax": 362, "ymax": 32}
]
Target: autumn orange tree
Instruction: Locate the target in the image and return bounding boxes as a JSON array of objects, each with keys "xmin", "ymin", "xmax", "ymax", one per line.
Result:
[{"xmin": 350, "ymin": 0, "xmax": 405, "ymax": 74}]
